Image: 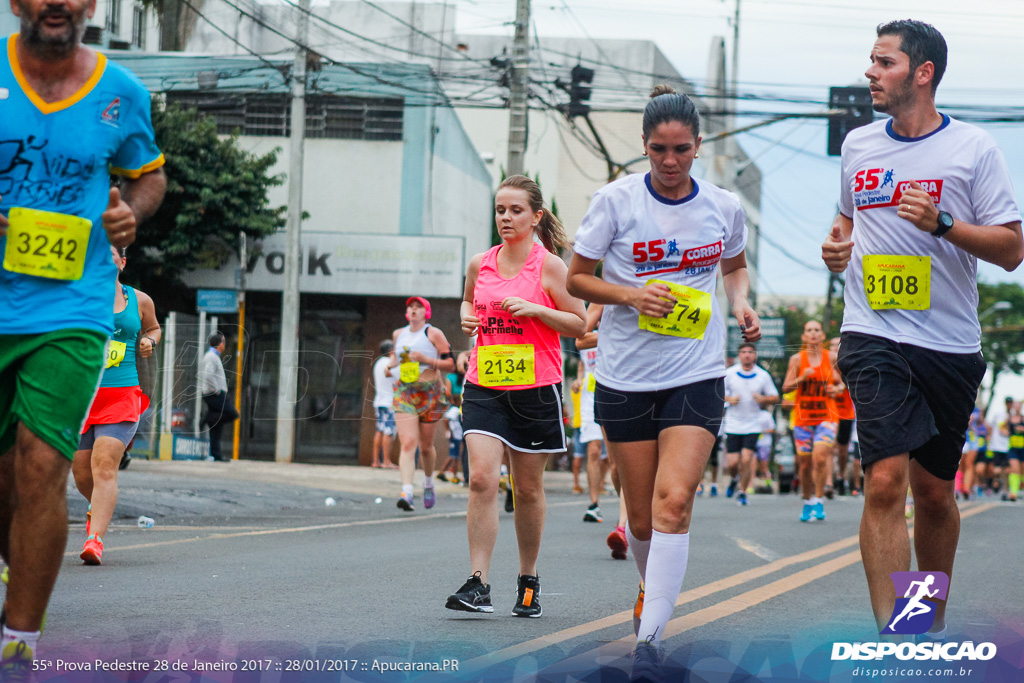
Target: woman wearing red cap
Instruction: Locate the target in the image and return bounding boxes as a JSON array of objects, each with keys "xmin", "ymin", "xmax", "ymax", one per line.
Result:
[
  {"xmin": 445, "ymin": 175, "xmax": 585, "ymax": 618},
  {"xmin": 388, "ymin": 296, "xmax": 455, "ymax": 511}
]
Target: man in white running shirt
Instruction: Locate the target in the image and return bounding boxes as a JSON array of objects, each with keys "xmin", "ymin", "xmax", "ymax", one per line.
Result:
[
  {"xmin": 723, "ymin": 343, "xmax": 779, "ymax": 505},
  {"xmin": 822, "ymin": 19, "xmax": 1022, "ymax": 641}
]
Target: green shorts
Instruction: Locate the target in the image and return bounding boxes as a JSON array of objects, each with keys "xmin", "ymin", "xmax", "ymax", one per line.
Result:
[{"xmin": 0, "ymin": 330, "xmax": 107, "ymax": 461}]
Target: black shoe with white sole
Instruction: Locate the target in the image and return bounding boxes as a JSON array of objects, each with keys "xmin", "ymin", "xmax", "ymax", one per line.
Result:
[
  {"xmin": 445, "ymin": 572, "xmax": 493, "ymax": 613},
  {"xmin": 512, "ymin": 574, "xmax": 542, "ymax": 617}
]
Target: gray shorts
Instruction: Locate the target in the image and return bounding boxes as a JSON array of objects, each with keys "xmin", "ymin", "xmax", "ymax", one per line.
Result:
[{"xmin": 78, "ymin": 421, "xmax": 140, "ymax": 450}]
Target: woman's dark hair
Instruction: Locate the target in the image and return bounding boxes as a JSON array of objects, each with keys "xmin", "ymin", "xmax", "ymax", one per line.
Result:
[
  {"xmin": 643, "ymin": 84, "xmax": 700, "ymax": 141},
  {"xmin": 877, "ymin": 20, "xmax": 947, "ymax": 94},
  {"xmin": 497, "ymin": 175, "xmax": 568, "ymax": 254}
]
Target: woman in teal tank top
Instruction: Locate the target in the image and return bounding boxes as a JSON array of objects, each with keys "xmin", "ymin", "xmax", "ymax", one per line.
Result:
[{"xmin": 71, "ymin": 247, "xmax": 161, "ymax": 566}]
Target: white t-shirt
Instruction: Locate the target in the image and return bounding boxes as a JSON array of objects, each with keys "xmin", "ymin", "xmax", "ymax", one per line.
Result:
[
  {"xmin": 579, "ymin": 346, "xmax": 599, "ymax": 423},
  {"xmin": 372, "ymin": 356, "xmax": 397, "ymax": 408},
  {"xmin": 987, "ymin": 407, "xmax": 1011, "ymax": 452},
  {"xmin": 445, "ymin": 405, "xmax": 463, "ymax": 441},
  {"xmin": 723, "ymin": 363, "xmax": 779, "ymax": 434},
  {"xmin": 574, "ymin": 173, "xmax": 747, "ymax": 392},
  {"xmin": 756, "ymin": 410, "xmax": 775, "ymax": 449},
  {"xmin": 839, "ymin": 115, "xmax": 1021, "ymax": 353}
]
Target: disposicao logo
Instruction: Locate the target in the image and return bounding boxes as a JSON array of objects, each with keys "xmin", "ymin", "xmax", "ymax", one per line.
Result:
[
  {"xmin": 883, "ymin": 571, "xmax": 948, "ymax": 635},
  {"xmin": 831, "ymin": 571, "xmax": 997, "ymax": 662}
]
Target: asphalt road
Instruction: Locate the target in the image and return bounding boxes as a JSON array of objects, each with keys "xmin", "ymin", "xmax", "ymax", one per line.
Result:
[{"xmin": 26, "ymin": 460, "xmax": 1024, "ymax": 682}]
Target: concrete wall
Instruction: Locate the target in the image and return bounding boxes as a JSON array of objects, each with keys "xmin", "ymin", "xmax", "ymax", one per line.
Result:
[{"xmin": 238, "ymin": 136, "xmax": 406, "ymax": 234}]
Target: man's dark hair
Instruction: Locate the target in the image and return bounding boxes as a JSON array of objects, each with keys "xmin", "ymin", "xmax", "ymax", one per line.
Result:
[
  {"xmin": 877, "ymin": 20, "xmax": 947, "ymax": 94},
  {"xmin": 738, "ymin": 342, "xmax": 757, "ymax": 353},
  {"xmin": 380, "ymin": 339, "xmax": 394, "ymax": 355},
  {"xmin": 209, "ymin": 331, "xmax": 225, "ymax": 348}
]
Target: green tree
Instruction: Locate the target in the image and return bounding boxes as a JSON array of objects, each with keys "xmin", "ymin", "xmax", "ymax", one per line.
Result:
[
  {"xmin": 121, "ymin": 100, "xmax": 285, "ymax": 313},
  {"xmin": 977, "ymin": 281, "xmax": 1024, "ymax": 412}
]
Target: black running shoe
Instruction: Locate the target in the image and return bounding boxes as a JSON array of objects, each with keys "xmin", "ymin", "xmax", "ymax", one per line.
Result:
[
  {"xmin": 631, "ymin": 637, "xmax": 662, "ymax": 683},
  {"xmin": 512, "ymin": 574, "xmax": 542, "ymax": 617},
  {"xmin": 445, "ymin": 572, "xmax": 493, "ymax": 613},
  {"xmin": 504, "ymin": 487, "xmax": 515, "ymax": 513}
]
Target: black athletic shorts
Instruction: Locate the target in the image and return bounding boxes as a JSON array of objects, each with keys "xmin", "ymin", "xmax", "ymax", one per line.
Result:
[
  {"xmin": 836, "ymin": 419, "xmax": 854, "ymax": 446},
  {"xmin": 989, "ymin": 451, "xmax": 1009, "ymax": 469},
  {"xmin": 725, "ymin": 432, "xmax": 759, "ymax": 453},
  {"xmin": 836, "ymin": 332, "xmax": 985, "ymax": 481},
  {"xmin": 709, "ymin": 436, "xmax": 721, "ymax": 467},
  {"xmin": 462, "ymin": 382, "xmax": 566, "ymax": 453},
  {"xmin": 594, "ymin": 377, "xmax": 724, "ymax": 443}
]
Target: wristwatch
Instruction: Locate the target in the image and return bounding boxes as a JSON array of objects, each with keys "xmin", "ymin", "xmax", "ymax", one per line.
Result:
[
  {"xmin": 143, "ymin": 335, "xmax": 158, "ymax": 347},
  {"xmin": 932, "ymin": 211, "xmax": 954, "ymax": 238}
]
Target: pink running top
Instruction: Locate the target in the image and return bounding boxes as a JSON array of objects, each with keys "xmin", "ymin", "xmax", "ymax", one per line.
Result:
[{"xmin": 466, "ymin": 242, "xmax": 563, "ymax": 390}]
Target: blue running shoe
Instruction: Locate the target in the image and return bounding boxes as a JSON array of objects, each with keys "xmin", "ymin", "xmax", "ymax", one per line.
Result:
[
  {"xmin": 737, "ymin": 492, "xmax": 748, "ymax": 506},
  {"xmin": 726, "ymin": 478, "xmax": 738, "ymax": 498},
  {"xmin": 423, "ymin": 487, "xmax": 435, "ymax": 509},
  {"xmin": 813, "ymin": 501, "xmax": 825, "ymax": 521},
  {"xmin": 710, "ymin": 484, "xmax": 718, "ymax": 498},
  {"xmin": 799, "ymin": 502, "xmax": 813, "ymax": 522}
]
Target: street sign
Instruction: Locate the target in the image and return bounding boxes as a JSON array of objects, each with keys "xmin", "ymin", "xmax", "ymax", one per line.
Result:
[
  {"xmin": 727, "ymin": 316, "xmax": 787, "ymax": 359},
  {"xmin": 197, "ymin": 289, "xmax": 238, "ymax": 314}
]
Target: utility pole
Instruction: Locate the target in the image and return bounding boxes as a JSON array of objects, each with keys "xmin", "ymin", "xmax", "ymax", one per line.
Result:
[
  {"xmin": 275, "ymin": 0, "xmax": 309, "ymax": 463},
  {"xmin": 506, "ymin": 0, "xmax": 530, "ymax": 176},
  {"xmin": 233, "ymin": 232, "xmax": 246, "ymax": 461}
]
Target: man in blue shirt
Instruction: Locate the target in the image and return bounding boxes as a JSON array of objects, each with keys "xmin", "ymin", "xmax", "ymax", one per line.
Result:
[{"xmin": 0, "ymin": 0, "xmax": 166, "ymax": 670}]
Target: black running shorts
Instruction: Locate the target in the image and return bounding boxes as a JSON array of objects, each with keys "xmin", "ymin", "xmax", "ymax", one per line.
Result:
[
  {"xmin": 462, "ymin": 382, "xmax": 566, "ymax": 453},
  {"xmin": 725, "ymin": 433, "xmax": 759, "ymax": 453},
  {"xmin": 836, "ymin": 332, "xmax": 985, "ymax": 481},
  {"xmin": 594, "ymin": 377, "xmax": 724, "ymax": 443},
  {"xmin": 836, "ymin": 419, "xmax": 854, "ymax": 446}
]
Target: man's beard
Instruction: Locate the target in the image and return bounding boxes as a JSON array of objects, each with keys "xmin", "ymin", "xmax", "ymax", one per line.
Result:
[
  {"xmin": 19, "ymin": 4, "xmax": 87, "ymax": 60},
  {"xmin": 872, "ymin": 73, "xmax": 916, "ymax": 114}
]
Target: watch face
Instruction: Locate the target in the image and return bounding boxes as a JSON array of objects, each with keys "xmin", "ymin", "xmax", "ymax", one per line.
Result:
[{"xmin": 939, "ymin": 212, "xmax": 954, "ymax": 229}]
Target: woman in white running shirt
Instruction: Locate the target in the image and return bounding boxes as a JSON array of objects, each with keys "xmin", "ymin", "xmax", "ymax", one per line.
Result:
[
  {"xmin": 388, "ymin": 297, "xmax": 455, "ymax": 512},
  {"xmin": 567, "ymin": 85, "xmax": 760, "ymax": 676}
]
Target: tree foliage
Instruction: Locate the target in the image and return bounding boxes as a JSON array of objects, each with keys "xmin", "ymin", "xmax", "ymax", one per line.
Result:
[
  {"xmin": 977, "ymin": 281, "xmax": 1024, "ymax": 411},
  {"xmin": 122, "ymin": 100, "xmax": 285, "ymax": 313}
]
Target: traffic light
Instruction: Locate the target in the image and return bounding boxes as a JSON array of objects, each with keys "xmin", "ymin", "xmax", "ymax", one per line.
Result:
[
  {"xmin": 827, "ymin": 86, "xmax": 873, "ymax": 156},
  {"xmin": 568, "ymin": 64, "xmax": 594, "ymax": 118}
]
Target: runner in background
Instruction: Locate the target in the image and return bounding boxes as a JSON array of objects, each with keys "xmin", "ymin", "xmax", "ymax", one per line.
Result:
[
  {"xmin": 782, "ymin": 320, "xmax": 841, "ymax": 522},
  {"xmin": 389, "ymin": 297, "xmax": 455, "ymax": 512},
  {"xmin": 957, "ymin": 405, "xmax": 985, "ymax": 499},
  {"xmin": 753, "ymin": 409, "xmax": 776, "ymax": 491},
  {"xmin": 72, "ymin": 247, "xmax": 159, "ymax": 565},
  {"xmin": 576, "ymin": 303, "xmax": 610, "ymax": 523},
  {"xmin": 984, "ymin": 397, "xmax": 1012, "ymax": 498},
  {"xmin": 722, "ymin": 343, "xmax": 779, "ymax": 506},
  {"xmin": 1005, "ymin": 399, "xmax": 1022, "ymax": 502},
  {"xmin": 371, "ymin": 340, "xmax": 398, "ymax": 469},
  {"xmin": 830, "ymin": 337, "xmax": 857, "ymax": 496}
]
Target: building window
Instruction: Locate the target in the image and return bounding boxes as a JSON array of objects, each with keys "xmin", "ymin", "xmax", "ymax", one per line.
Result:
[
  {"xmin": 164, "ymin": 92, "xmax": 405, "ymax": 141},
  {"xmin": 105, "ymin": 0, "xmax": 122, "ymax": 36},
  {"xmin": 131, "ymin": 3, "xmax": 146, "ymax": 48}
]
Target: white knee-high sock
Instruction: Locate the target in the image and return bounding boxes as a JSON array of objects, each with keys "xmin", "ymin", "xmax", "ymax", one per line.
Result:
[
  {"xmin": 625, "ymin": 522, "xmax": 651, "ymax": 582},
  {"xmin": 636, "ymin": 530, "xmax": 690, "ymax": 646}
]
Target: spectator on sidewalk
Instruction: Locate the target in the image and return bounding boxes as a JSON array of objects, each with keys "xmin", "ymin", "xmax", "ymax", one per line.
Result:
[{"xmin": 202, "ymin": 332, "xmax": 238, "ymax": 462}]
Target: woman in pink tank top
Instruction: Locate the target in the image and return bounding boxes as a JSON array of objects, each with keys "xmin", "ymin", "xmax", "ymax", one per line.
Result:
[{"xmin": 444, "ymin": 175, "xmax": 585, "ymax": 618}]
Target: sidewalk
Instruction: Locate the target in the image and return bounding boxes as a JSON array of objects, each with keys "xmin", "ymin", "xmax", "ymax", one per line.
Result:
[{"xmin": 129, "ymin": 458, "xmax": 581, "ymax": 497}]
